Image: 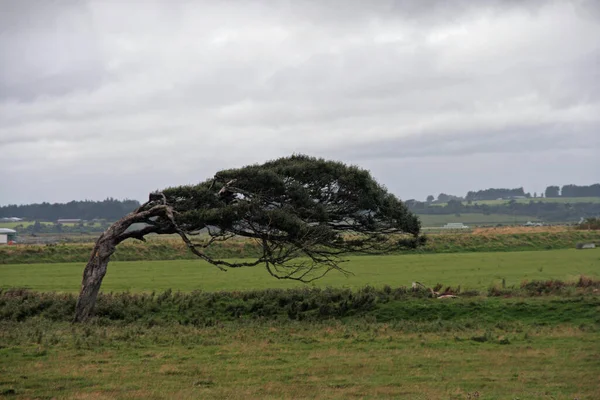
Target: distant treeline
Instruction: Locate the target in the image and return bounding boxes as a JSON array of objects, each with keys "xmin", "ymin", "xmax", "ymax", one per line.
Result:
[
  {"xmin": 407, "ymin": 199, "xmax": 600, "ymax": 222},
  {"xmin": 2, "ymin": 183, "xmax": 598, "ymax": 223},
  {"xmin": 0, "ymin": 198, "xmax": 141, "ymax": 221},
  {"xmin": 465, "ymin": 188, "xmax": 526, "ymax": 201},
  {"xmin": 429, "ymin": 183, "xmax": 600, "ymax": 202},
  {"xmin": 545, "ymin": 184, "xmax": 600, "ymax": 198}
]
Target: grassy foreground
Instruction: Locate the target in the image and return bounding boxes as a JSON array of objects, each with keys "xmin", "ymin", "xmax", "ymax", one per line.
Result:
[
  {"xmin": 1, "ymin": 249, "xmax": 598, "ymax": 293},
  {"xmin": 0, "ymin": 322, "xmax": 598, "ymax": 399},
  {"xmin": 2, "ymin": 278, "xmax": 599, "ymax": 399},
  {"xmin": 1, "ymin": 283, "xmax": 599, "ymax": 399}
]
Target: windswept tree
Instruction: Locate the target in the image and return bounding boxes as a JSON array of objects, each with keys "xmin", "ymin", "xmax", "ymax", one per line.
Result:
[{"xmin": 74, "ymin": 155, "xmax": 424, "ymax": 322}]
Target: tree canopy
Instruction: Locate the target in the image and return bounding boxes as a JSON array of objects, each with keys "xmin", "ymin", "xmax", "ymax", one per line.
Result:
[
  {"xmin": 74, "ymin": 155, "xmax": 424, "ymax": 322},
  {"xmin": 465, "ymin": 187, "xmax": 526, "ymax": 201}
]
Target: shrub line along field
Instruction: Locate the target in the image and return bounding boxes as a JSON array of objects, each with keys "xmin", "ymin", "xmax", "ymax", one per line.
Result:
[{"xmin": 3, "ymin": 279, "xmax": 599, "ymax": 326}]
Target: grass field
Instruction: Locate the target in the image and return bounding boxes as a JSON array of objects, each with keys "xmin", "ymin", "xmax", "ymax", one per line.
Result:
[
  {"xmin": 417, "ymin": 213, "xmax": 541, "ymax": 227},
  {"xmin": 1, "ymin": 319, "xmax": 598, "ymax": 399},
  {"xmin": 0, "ymin": 221, "xmax": 60, "ymax": 229},
  {"xmin": 0, "ymin": 222, "xmax": 37, "ymax": 229},
  {"xmin": 1, "ymin": 249, "xmax": 598, "ymax": 293},
  {"xmin": 0, "ymin": 221, "xmax": 101, "ymax": 229}
]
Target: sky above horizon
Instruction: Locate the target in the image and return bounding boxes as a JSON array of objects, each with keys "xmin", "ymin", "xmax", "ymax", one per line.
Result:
[{"xmin": 1, "ymin": 0, "xmax": 599, "ymax": 206}]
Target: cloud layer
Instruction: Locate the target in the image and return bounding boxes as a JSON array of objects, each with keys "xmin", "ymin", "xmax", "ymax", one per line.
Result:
[{"xmin": 1, "ymin": 0, "xmax": 599, "ymax": 204}]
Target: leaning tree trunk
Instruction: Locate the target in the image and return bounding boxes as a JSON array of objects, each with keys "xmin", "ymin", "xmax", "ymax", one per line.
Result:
[
  {"xmin": 73, "ymin": 200, "xmax": 173, "ymax": 323},
  {"xmin": 73, "ymin": 234, "xmax": 119, "ymax": 323}
]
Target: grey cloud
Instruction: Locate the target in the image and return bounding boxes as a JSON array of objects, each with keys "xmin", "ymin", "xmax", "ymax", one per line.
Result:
[
  {"xmin": 361, "ymin": 149, "xmax": 599, "ymax": 202},
  {"xmin": 0, "ymin": 0, "xmax": 599, "ymax": 205},
  {"xmin": 0, "ymin": 0, "xmax": 106, "ymax": 101},
  {"xmin": 285, "ymin": 0, "xmax": 550, "ymax": 25},
  {"xmin": 336, "ymin": 123, "xmax": 600, "ymax": 160},
  {"xmin": 0, "ymin": 69, "xmax": 109, "ymax": 102}
]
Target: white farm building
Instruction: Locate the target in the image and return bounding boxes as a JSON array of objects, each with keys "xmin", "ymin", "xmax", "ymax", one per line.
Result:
[{"xmin": 0, "ymin": 228, "xmax": 17, "ymax": 244}]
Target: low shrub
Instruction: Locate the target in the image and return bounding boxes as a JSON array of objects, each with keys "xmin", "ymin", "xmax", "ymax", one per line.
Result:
[{"xmin": 1, "ymin": 276, "xmax": 597, "ymax": 326}]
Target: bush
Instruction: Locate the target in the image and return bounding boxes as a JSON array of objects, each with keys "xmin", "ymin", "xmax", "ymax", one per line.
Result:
[
  {"xmin": 575, "ymin": 217, "xmax": 600, "ymax": 230},
  {"xmin": 1, "ymin": 278, "xmax": 597, "ymax": 325}
]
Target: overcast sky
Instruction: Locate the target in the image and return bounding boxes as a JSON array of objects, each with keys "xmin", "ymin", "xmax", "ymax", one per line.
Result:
[{"xmin": 1, "ymin": 0, "xmax": 599, "ymax": 206}]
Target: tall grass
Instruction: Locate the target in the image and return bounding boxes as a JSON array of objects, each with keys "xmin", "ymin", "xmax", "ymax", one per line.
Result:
[{"xmin": 2, "ymin": 277, "xmax": 598, "ymax": 326}]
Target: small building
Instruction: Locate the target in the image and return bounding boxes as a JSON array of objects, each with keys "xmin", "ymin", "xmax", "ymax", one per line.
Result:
[
  {"xmin": 442, "ymin": 222, "xmax": 470, "ymax": 229},
  {"xmin": 0, "ymin": 217, "xmax": 23, "ymax": 222},
  {"xmin": 0, "ymin": 228, "xmax": 17, "ymax": 244},
  {"xmin": 524, "ymin": 221, "xmax": 543, "ymax": 227}
]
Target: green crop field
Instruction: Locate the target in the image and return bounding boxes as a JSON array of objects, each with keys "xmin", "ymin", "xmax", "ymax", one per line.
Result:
[
  {"xmin": 417, "ymin": 213, "xmax": 540, "ymax": 226},
  {"xmin": 1, "ymin": 249, "xmax": 598, "ymax": 293}
]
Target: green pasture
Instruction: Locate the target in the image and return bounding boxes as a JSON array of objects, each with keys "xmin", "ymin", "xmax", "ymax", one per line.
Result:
[
  {"xmin": 0, "ymin": 222, "xmax": 37, "ymax": 229},
  {"xmin": 0, "ymin": 221, "xmax": 100, "ymax": 230},
  {"xmin": 1, "ymin": 320, "xmax": 598, "ymax": 399},
  {"xmin": 417, "ymin": 213, "xmax": 540, "ymax": 227},
  {"xmin": 1, "ymin": 249, "xmax": 598, "ymax": 293}
]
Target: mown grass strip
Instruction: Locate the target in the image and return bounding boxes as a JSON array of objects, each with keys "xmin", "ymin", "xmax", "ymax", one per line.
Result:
[{"xmin": 1, "ymin": 249, "xmax": 598, "ymax": 293}]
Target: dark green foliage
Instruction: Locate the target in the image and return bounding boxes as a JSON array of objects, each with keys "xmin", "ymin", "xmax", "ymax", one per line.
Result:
[
  {"xmin": 0, "ymin": 289, "xmax": 76, "ymax": 322},
  {"xmin": 163, "ymin": 155, "xmax": 420, "ymax": 237},
  {"xmin": 436, "ymin": 193, "xmax": 462, "ymax": 202},
  {"xmin": 155, "ymin": 155, "xmax": 423, "ymax": 280},
  {"xmin": 466, "ymin": 187, "xmax": 526, "ymax": 201},
  {"xmin": 1, "ymin": 287, "xmax": 415, "ymax": 325},
  {"xmin": 560, "ymin": 183, "xmax": 600, "ymax": 197},
  {"xmin": 545, "ymin": 185, "xmax": 560, "ymax": 198}
]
